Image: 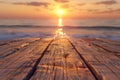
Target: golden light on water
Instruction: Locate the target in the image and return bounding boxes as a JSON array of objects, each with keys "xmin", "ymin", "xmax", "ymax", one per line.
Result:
[
  {"xmin": 58, "ymin": 18, "xmax": 63, "ymax": 27},
  {"xmin": 54, "ymin": 8, "xmax": 66, "ymax": 38}
]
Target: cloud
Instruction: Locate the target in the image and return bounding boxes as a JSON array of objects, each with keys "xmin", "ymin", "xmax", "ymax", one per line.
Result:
[
  {"xmin": 87, "ymin": 9, "xmax": 99, "ymax": 12},
  {"xmin": 96, "ymin": 8, "xmax": 120, "ymax": 14},
  {"xmin": 12, "ymin": 2, "xmax": 50, "ymax": 7},
  {"xmin": 0, "ymin": 1, "xmax": 6, "ymax": 3},
  {"xmin": 95, "ymin": 0, "xmax": 117, "ymax": 5},
  {"xmin": 61, "ymin": 4, "xmax": 70, "ymax": 8},
  {"xmin": 106, "ymin": 8, "xmax": 120, "ymax": 13},
  {"xmin": 77, "ymin": 3, "xmax": 86, "ymax": 6},
  {"xmin": 85, "ymin": 8, "xmax": 120, "ymax": 14},
  {"xmin": 54, "ymin": 0, "xmax": 69, "ymax": 3}
]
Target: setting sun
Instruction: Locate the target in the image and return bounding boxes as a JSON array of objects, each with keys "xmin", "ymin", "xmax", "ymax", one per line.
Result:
[
  {"xmin": 57, "ymin": 9, "xmax": 65, "ymax": 17},
  {"xmin": 0, "ymin": 0, "xmax": 120, "ymax": 80},
  {"xmin": 55, "ymin": 7, "xmax": 66, "ymax": 38},
  {"xmin": 57, "ymin": 9, "xmax": 64, "ymax": 16}
]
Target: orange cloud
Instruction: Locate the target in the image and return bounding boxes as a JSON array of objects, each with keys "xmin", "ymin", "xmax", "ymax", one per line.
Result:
[
  {"xmin": 0, "ymin": 0, "xmax": 120, "ymax": 19},
  {"xmin": 97, "ymin": 8, "xmax": 120, "ymax": 13},
  {"xmin": 54, "ymin": 0, "xmax": 69, "ymax": 3},
  {"xmin": 94, "ymin": 0, "xmax": 117, "ymax": 5},
  {"xmin": 12, "ymin": 2, "xmax": 50, "ymax": 7}
]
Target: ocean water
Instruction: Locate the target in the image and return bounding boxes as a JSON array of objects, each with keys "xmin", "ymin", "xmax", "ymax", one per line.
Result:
[
  {"xmin": 0, "ymin": 19, "xmax": 120, "ymax": 41},
  {"xmin": 0, "ymin": 19, "xmax": 120, "ymax": 26}
]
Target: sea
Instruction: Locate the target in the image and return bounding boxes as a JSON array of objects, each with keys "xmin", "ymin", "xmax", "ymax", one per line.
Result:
[{"xmin": 0, "ymin": 19, "xmax": 120, "ymax": 41}]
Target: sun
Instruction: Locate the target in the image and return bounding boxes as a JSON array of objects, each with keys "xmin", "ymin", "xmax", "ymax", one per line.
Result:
[
  {"xmin": 54, "ymin": 7, "xmax": 66, "ymax": 38},
  {"xmin": 58, "ymin": 9, "xmax": 64, "ymax": 15},
  {"xmin": 57, "ymin": 9, "xmax": 65, "ymax": 17}
]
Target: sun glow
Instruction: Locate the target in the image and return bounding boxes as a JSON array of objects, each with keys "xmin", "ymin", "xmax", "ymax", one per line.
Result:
[
  {"xmin": 54, "ymin": 8, "xmax": 66, "ymax": 38},
  {"xmin": 55, "ymin": 9, "xmax": 66, "ymax": 37},
  {"xmin": 58, "ymin": 18, "xmax": 63, "ymax": 27},
  {"xmin": 57, "ymin": 8, "xmax": 64, "ymax": 27},
  {"xmin": 57, "ymin": 9, "xmax": 64, "ymax": 17}
]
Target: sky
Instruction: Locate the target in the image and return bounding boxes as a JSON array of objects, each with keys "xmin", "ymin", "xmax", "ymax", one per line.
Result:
[{"xmin": 0, "ymin": 0, "xmax": 120, "ymax": 19}]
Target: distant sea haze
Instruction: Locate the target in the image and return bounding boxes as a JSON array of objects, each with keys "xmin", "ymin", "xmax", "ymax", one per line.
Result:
[{"xmin": 0, "ymin": 19, "xmax": 120, "ymax": 27}]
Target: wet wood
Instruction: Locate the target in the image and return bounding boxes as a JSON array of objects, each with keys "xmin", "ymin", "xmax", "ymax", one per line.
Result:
[{"xmin": 0, "ymin": 37, "xmax": 119, "ymax": 80}]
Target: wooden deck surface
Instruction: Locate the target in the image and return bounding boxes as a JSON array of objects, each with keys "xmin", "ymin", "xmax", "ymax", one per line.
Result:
[{"xmin": 0, "ymin": 37, "xmax": 120, "ymax": 80}]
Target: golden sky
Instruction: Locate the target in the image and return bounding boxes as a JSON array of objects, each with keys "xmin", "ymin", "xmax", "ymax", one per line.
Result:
[{"xmin": 0, "ymin": 0, "xmax": 120, "ymax": 19}]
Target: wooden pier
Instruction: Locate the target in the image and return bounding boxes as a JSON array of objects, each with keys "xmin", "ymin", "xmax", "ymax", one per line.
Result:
[{"xmin": 0, "ymin": 38, "xmax": 120, "ymax": 80}]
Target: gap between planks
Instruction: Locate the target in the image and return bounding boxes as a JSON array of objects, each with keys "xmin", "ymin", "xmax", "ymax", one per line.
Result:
[
  {"xmin": 0, "ymin": 38, "xmax": 99, "ymax": 80},
  {"xmin": 30, "ymin": 38, "xmax": 96, "ymax": 80},
  {"xmin": 67, "ymin": 38, "xmax": 98, "ymax": 80},
  {"xmin": 23, "ymin": 39, "xmax": 54, "ymax": 80}
]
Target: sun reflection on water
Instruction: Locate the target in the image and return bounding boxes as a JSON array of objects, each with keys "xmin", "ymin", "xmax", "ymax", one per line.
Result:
[
  {"xmin": 58, "ymin": 18, "xmax": 63, "ymax": 27},
  {"xmin": 54, "ymin": 8, "xmax": 67, "ymax": 38},
  {"xmin": 54, "ymin": 18, "xmax": 66, "ymax": 38}
]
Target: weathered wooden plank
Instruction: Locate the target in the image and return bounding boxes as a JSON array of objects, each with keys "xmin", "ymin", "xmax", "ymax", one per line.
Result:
[
  {"xmin": 92, "ymin": 40, "xmax": 120, "ymax": 53},
  {"xmin": 84, "ymin": 38, "xmax": 120, "ymax": 69},
  {"xmin": 91, "ymin": 39, "xmax": 120, "ymax": 58},
  {"xmin": 31, "ymin": 38, "xmax": 95, "ymax": 80},
  {"xmin": 0, "ymin": 38, "xmax": 40, "ymax": 46},
  {"xmin": 0, "ymin": 38, "xmax": 40, "ymax": 58},
  {"xmin": 70, "ymin": 38, "xmax": 120, "ymax": 80},
  {"xmin": 96, "ymin": 38, "xmax": 120, "ymax": 46},
  {"xmin": 0, "ymin": 38, "xmax": 52, "ymax": 80},
  {"xmin": 90, "ymin": 43, "xmax": 120, "ymax": 71}
]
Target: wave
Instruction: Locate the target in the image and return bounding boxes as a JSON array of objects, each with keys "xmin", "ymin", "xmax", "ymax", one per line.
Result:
[
  {"xmin": 0, "ymin": 25, "xmax": 120, "ymax": 41},
  {"xmin": 0, "ymin": 25, "xmax": 120, "ymax": 28}
]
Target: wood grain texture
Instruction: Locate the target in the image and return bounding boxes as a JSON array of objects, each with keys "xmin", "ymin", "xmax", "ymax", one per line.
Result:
[
  {"xmin": 31, "ymin": 38, "xmax": 95, "ymax": 80},
  {"xmin": 0, "ymin": 38, "xmax": 52, "ymax": 80},
  {"xmin": 0, "ymin": 38, "xmax": 40, "ymax": 58},
  {"xmin": 70, "ymin": 38, "xmax": 120, "ymax": 80},
  {"xmin": 0, "ymin": 37, "xmax": 119, "ymax": 80}
]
